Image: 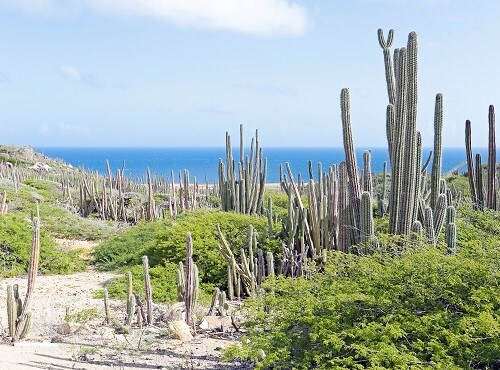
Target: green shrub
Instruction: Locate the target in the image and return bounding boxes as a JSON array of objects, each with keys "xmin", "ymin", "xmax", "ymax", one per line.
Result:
[
  {"xmin": 93, "ymin": 220, "xmax": 165, "ymax": 271},
  {"xmin": 0, "ymin": 214, "xmax": 86, "ymax": 276},
  {"xmin": 104, "ymin": 263, "xmax": 180, "ymax": 303},
  {"xmin": 227, "ymin": 243, "xmax": 499, "ymax": 369},
  {"xmin": 94, "ymin": 210, "xmax": 280, "ymax": 287}
]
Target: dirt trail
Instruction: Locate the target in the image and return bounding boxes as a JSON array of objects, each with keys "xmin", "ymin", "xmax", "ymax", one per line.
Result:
[{"xmin": 0, "ymin": 240, "xmax": 251, "ymax": 370}]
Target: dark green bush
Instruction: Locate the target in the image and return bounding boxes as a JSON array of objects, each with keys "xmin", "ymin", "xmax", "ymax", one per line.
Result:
[{"xmin": 227, "ymin": 241, "xmax": 499, "ymax": 369}]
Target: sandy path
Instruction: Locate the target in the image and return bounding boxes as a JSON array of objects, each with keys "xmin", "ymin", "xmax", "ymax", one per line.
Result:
[
  {"xmin": 0, "ymin": 269, "xmax": 117, "ymax": 338},
  {"xmin": 0, "ymin": 253, "xmax": 251, "ymax": 369}
]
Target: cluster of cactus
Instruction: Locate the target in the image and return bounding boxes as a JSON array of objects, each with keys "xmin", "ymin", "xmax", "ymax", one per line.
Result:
[
  {"xmin": 106, "ymin": 261, "xmax": 153, "ymax": 328},
  {"xmin": 274, "ymin": 29, "xmax": 464, "ymax": 258},
  {"xmin": 377, "ymin": 29, "xmax": 424, "ymax": 236},
  {"xmin": 6, "ymin": 217, "xmax": 40, "ymax": 341},
  {"xmin": 465, "ymin": 106, "xmax": 498, "ymax": 211},
  {"xmin": 76, "ymin": 160, "xmax": 213, "ymax": 223},
  {"xmin": 216, "ymin": 224, "xmax": 278, "ymax": 298},
  {"xmin": 376, "ymin": 29, "xmax": 463, "ymax": 246},
  {"xmin": 218, "ymin": 124, "xmax": 267, "ymax": 215}
]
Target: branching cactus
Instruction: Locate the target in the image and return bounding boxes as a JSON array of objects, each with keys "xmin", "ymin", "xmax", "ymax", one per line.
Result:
[{"xmin": 378, "ymin": 29, "xmax": 396, "ymax": 105}]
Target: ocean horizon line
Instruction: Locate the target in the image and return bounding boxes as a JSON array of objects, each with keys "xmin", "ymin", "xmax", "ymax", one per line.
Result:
[{"xmin": 34, "ymin": 146, "xmax": 488, "ymax": 150}]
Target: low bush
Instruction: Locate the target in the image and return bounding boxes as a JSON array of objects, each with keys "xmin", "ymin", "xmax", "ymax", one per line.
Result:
[
  {"xmin": 94, "ymin": 210, "xmax": 281, "ymax": 287},
  {"xmin": 0, "ymin": 214, "xmax": 86, "ymax": 276},
  {"xmin": 227, "ymin": 240, "xmax": 499, "ymax": 369}
]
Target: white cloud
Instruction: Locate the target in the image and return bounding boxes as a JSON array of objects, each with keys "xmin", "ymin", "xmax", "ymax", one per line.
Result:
[
  {"xmin": 59, "ymin": 65, "xmax": 81, "ymax": 81},
  {"xmin": 1, "ymin": 0, "xmax": 308, "ymax": 37}
]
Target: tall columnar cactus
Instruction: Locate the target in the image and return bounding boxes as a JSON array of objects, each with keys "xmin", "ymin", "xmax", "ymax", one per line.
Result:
[
  {"xmin": 338, "ymin": 162, "xmax": 351, "ymax": 253},
  {"xmin": 397, "ymin": 32, "xmax": 419, "ymax": 237},
  {"xmin": 430, "ymin": 94, "xmax": 444, "ymax": 211},
  {"xmin": 386, "ymin": 104, "xmax": 395, "ymax": 165},
  {"xmin": 465, "ymin": 120, "xmax": 478, "ymax": 209},
  {"xmin": 362, "ymin": 150, "xmax": 373, "ymax": 196},
  {"xmin": 487, "ymin": 105, "xmax": 497, "ymax": 210},
  {"xmin": 445, "ymin": 206, "xmax": 457, "ymax": 253},
  {"xmin": 125, "ymin": 271, "xmax": 135, "ymax": 326},
  {"xmin": 475, "ymin": 153, "xmax": 485, "ymax": 211},
  {"xmin": 145, "ymin": 168, "xmax": 156, "ymax": 221},
  {"xmin": 340, "ymin": 88, "xmax": 361, "ymax": 243},
  {"xmin": 141, "ymin": 256, "xmax": 153, "ymax": 326},
  {"xmin": 378, "ymin": 161, "xmax": 388, "ymax": 217},
  {"xmin": 388, "ymin": 47, "xmax": 407, "ymax": 235},
  {"xmin": 176, "ymin": 261, "xmax": 185, "ymax": 301},
  {"xmin": 424, "ymin": 207, "xmax": 436, "ymax": 246},
  {"xmin": 7, "ymin": 217, "xmax": 40, "ymax": 341},
  {"xmin": 360, "ymin": 191, "xmax": 374, "ymax": 245},
  {"xmin": 184, "ymin": 233, "xmax": 199, "ymax": 327},
  {"xmin": 433, "ymin": 193, "xmax": 447, "ymax": 237},
  {"xmin": 7, "ymin": 284, "xmax": 15, "ymax": 338},
  {"xmin": 413, "ymin": 131, "xmax": 423, "ymax": 222}
]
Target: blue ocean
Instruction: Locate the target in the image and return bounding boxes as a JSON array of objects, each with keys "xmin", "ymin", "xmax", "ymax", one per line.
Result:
[{"xmin": 36, "ymin": 147, "xmax": 487, "ymax": 183}]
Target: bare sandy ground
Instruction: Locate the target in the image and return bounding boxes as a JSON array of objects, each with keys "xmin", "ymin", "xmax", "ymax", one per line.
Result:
[{"xmin": 0, "ymin": 240, "xmax": 252, "ymax": 370}]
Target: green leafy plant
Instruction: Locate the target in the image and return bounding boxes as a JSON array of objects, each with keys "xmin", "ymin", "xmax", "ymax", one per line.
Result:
[
  {"xmin": 227, "ymin": 240, "xmax": 499, "ymax": 369},
  {"xmin": 94, "ymin": 210, "xmax": 280, "ymax": 287}
]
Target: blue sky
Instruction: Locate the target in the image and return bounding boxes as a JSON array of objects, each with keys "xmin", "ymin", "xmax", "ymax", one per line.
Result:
[{"xmin": 0, "ymin": 0, "xmax": 498, "ymax": 147}]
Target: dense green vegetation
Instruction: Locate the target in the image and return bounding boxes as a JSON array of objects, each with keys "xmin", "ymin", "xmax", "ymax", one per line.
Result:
[
  {"xmin": 225, "ymin": 209, "xmax": 499, "ymax": 369},
  {"xmin": 0, "ymin": 149, "xmax": 498, "ymax": 369},
  {"xmin": 0, "ymin": 214, "xmax": 86, "ymax": 276},
  {"xmin": 94, "ymin": 210, "xmax": 281, "ymax": 290},
  {"xmin": 103, "ymin": 263, "xmax": 180, "ymax": 304},
  {"xmin": 0, "ymin": 177, "xmax": 119, "ymax": 277}
]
